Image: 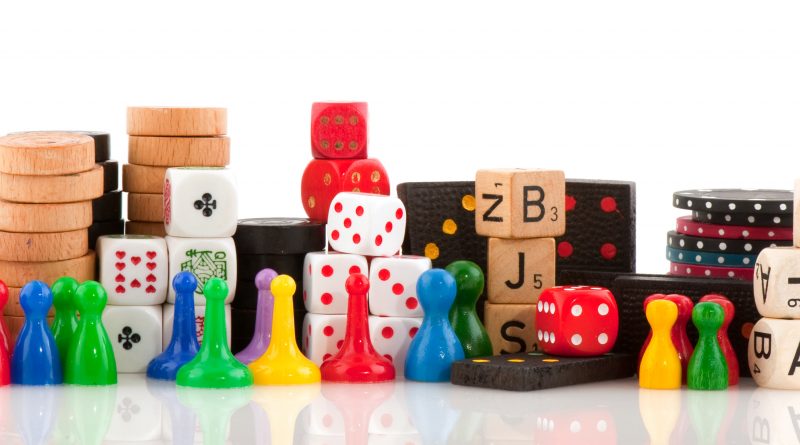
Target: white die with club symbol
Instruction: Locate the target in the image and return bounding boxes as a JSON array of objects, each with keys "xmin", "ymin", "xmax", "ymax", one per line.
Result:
[{"xmin": 164, "ymin": 167, "xmax": 238, "ymax": 238}]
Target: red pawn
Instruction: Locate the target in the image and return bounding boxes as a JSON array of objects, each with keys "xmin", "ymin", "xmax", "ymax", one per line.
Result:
[
  {"xmin": 320, "ymin": 273, "xmax": 395, "ymax": 383},
  {"xmin": 0, "ymin": 280, "xmax": 8, "ymax": 385},
  {"xmin": 700, "ymin": 294, "xmax": 739, "ymax": 385},
  {"xmin": 638, "ymin": 293, "xmax": 694, "ymax": 382}
]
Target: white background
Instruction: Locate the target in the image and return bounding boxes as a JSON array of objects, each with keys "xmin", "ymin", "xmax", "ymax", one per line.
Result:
[{"xmin": 1, "ymin": 0, "xmax": 798, "ymax": 274}]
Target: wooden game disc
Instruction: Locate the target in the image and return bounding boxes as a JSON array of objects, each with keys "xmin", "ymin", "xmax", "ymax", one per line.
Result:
[
  {"xmin": 125, "ymin": 221, "xmax": 166, "ymax": 237},
  {"xmin": 122, "ymin": 164, "xmax": 168, "ymax": 193},
  {"xmin": 0, "ymin": 200, "xmax": 92, "ymax": 232},
  {"xmin": 128, "ymin": 136, "xmax": 230, "ymax": 167},
  {"xmin": 127, "ymin": 107, "xmax": 227, "ymax": 136},
  {"xmin": 0, "ymin": 229, "xmax": 88, "ymax": 262},
  {"xmin": 0, "ymin": 251, "xmax": 96, "ymax": 287},
  {"xmin": 3, "ymin": 287, "xmax": 55, "ymax": 317},
  {"xmin": 0, "ymin": 164, "xmax": 104, "ymax": 203},
  {"xmin": 0, "ymin": 132, "xmax": 95, "ymax": 175},
  {"xmin": 127, "ymin": 193, "xmax": 164, "ymax": 222}
]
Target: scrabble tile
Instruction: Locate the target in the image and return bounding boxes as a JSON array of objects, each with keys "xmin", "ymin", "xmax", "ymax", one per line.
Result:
[
  {"xmin": 368, "ymin": 256, "xmax": 431, "ymax": 317},
  {"xmin": 754, "ymin": 247, "xmax": 800, "ymax": 318},
  {"xmin": 484, "ymin": 302, "xmax": 538, "ymax": 355},
  {"xmin": 162, "ymin": 303, "xmax": 231, "ymax": 349},
  {"xmin": 326, "ymin": 193, "xmax": 406, "ymax": 257},
  {"xmin": 164, "ymin": 167, "xmax": 237, "ymax": 238},
  {"xmin": 166, "ymin": 236, "xmax": 237, "ymax": 304},
  {"xmin": 102, "ymin": 305, "xmax": 163, "ymax": 373},
  {"xmin": 749, "ymin": 318, "xmax": 800, "ymax": 389},
  {"xmin": 97, "ymin": 235, "xmax": 168, "ymax": 305},
  {"xmin": 487, "ymin": 237, "xmax": 555, "ymax": 304}
]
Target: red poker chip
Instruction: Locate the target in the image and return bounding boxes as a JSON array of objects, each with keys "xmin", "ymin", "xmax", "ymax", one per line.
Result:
[
  {"xmin": 669, "ymin": 262, "xmax": 753, "ymax": 280},
  {"xmin": 675, "ymin": 216, "xmax": 792, "ymax": 241}
]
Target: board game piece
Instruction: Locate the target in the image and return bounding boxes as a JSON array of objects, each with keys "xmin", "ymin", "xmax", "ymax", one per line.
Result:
[
  {"xmin": 638, "ymin": 293, "xmax": 694, "ymax": 381},
  {"xmin": 368, "ymin": 255, "xmax": 430, "ymax": 317},
  {"xmin": 327, "ymin": 192, "xmax": 406, "ymax": 257},
  {"xmin": 12, "ymin": 130, "xmax": 110, "ymax": 162},
  {"xmin": 0, "ymin": 327, "xmax": 8, "ymax": 385},
  {"xmin": 127, "ymin": 107, "xmax": 227, "ymax": 136},
  {"xmin": 319, "ymin": 383, "xmax": 394, "ymax": 444},
  {"xmin": 487, "ymin": 237, "xmax": 555, "ymax": 304},
  {"xmin": 669, "ymin": 262, "xmax": 753, "ymax": 280},
  {"xmin": 0, "ymin": 251, "xmax": 96, "ymax": 287},
  {"xmin": 303, "ymin": 251, "xmax": 368, "ymax": 314},
  {"xmin": 475, "ymin": 169, "xmax": 565, "ymax": 239},
  {"xmin": 484, "ymin": 302, "xmax": 538, "ymax": 354},
  {"xmin": 0, "ymin": 200, "xmax": 92, "ymax": 233},
  {"xmin": 148, "ymin": 271, "xmax": 200, "ymax": 380},
  {"xmin": 667, "ymin": 230, "xmax": 790, "ymax": 254},
  {"xmin": 11, "ymin": 385, "xmax": 58, "ymax": 444},
  {"xmin": 536, "ymin": 285, "xmax": 619, "ymax": 356},
  {"xmin": 0, "ymin": 164, "xmax": 103, "ymax": 203},
  {"xmin": 0, "ymin": 280, "xmax": 11, "ymax": 353},
  {"xmin": 235, "ymin": 275, "xmax": 304, "ymax": 346},
  {"xmin": 231, "ymin": 308, "xmax": 257, "ymax": 353},
  {"xmin": 691, "ymin": 210, "xmax": 792, "ymax": 227},
  {"xmin": 673, "ymin": 189, "xmax": 793, "ymax": 215},
  {"xmin": 10, "ymin": 281, "xmax": 62, "ymax": 385},
  {"xmin": 126, "ymin": 192, "xmax": 164, "ymax": 222},
  {"xmin": 102, "ymin": 305, "xmax": 162, "ymax": 373},
  {"xmin": 233, "ymin": 218, "xmax": 326, "ymax": 255},
  {"xmin": 687, "ymin": 302, "xmax": 728, "ymax": 390},
  {"xmin": 748, "ymin": 318, "xmax": 800, "ymax": 389},
  {"xmin": 235, "ymin": 268, "xmax": 276, "ymax": 364},
  {"xmin": 0, "ymin": 229, "xmax": 88, "ymax": 262},
  {"xmin": 122, "ymin": 164, "xmax": 167, "ymax": 194},
  {"xmin": 0, "ymin": 132, "xmax": 94, "ymax": 175},
  {"xmin": 97, "ymin": 234, "xmax": 168, "ymax": 306},
  {"xmin": 98, "ymin": 160, "xmax": 119, "ymax": 192},
  {"xmin": 666, "ymin": 246, "xmax": 757, "ymax": 268},
  {"xmin": 321, "ymin": 273, "xmax": 395, "ymax": 382},
  {"xmin": 249, "ymin": 274, "xmax": 321, "ymax": 385},
  {"xmin": 89, "ymin": 219, "xmax": 124, "ymax": 249},
  {"xmin": 639, "ymin": 299, "xmax": 681, "ymax": 389},
  {"xmin": 176, "ymin": 278, "xmax": 252, "ymax": 388},
  {"xmin": 93, "ymin": 190, "xmax": 123, "ymax": 221},
  {"xmin": 61, "ymin": 384, "xmax": 115, "ymax": 443},
  {"xmin": 128, "ymin": 135, "xmax": 231, "ymax": 167},
  {"xmin": 699, "ymin": 294, "xmax": 738, "ymax": 385},
  {"xmin": 446, "ymin": 260, "xmax": 492, "ymax": 358},
  {"xmin": 164, "ymin": 167, "xmax": 238, "ymax": 238},
  {"xmin": 754, "ymin": 247, "xmax": 800, "ymax": 318},
  {"xmin": 368, "ymin": 315, "xmax": 421, "ymax": 372},
  {"xmin": 451, "ymin": 350, "xmax": 635, "ymax": 391},
  {"xmin": 125, "ymin": 221, "xmax": 166, "ymax": 237},
  {"xmin": 301, "ymin": 158, "xmax": 390, "ymax": 222},
  {"xmin": 236, "ymin": 253, "xmax": 305, "ymax": 284},
  {"xmin": 405, "ymin": 269, "xmax": 464, "ymax": 382},
  {"xmin": 166, "ymin": 236, "xmax": 237, "ymax": 303},
  {"xmin": 162, "ymin": 303, "xmax": 232, "ymax": 349},
  {"xmin": 50, "ymin": 277, "xmax": 79, "ymax": 368},
  {"xmin": 310, "ymin": 102, "xmax": 368, "ymax": 159},
  {"xmin": 177, "ymin": 386, "xmax": 251, "ymax": 444},
  {"xmin": 5, "ymin": 286, "xmax": 58, "ymax": 319},
  {"xmin": 675, "ymin": 216, "xmax": 792, "ymax": 240},
  {"xmin": 64, "ymin": 281, "xmax": 117, "ymax": 385}
]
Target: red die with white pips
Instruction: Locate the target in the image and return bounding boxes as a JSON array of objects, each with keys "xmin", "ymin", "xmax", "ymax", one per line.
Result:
[
  {"xmin": 535, "ymin": 286, "xmax": 619, "ymax": 357},
  {"xmin": 327, "ymin": 192, "xmax": 407, "ymax": 257}
]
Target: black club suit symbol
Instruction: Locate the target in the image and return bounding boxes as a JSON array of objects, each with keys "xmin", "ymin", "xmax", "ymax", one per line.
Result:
[
  {"xmin": 118, "ymin": 326, "xmax": 141, "ymax": 350},
  {"xmin": 194, "ymin": 193, "xmax": 217, "ymax": 217}
]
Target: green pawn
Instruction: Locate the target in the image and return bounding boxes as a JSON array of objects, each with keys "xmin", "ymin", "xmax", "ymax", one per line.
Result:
[
  {"xmin": 64, "ymin": 281, "xmax": 117, "ymax": 386},
  {"xmin": 687, "ymin": 302, "xmax": 728, "ymax": 390},
  {"xmin": 177, "ymin": 278, "xmax": 253, "ymax": 389},
  {"xmin": 446, "ymin": 260, "xmax": 493, "ymax": 358},
  {"xmin": 51, "ymin": 277, "xmax": 79, "ymax": 368}
]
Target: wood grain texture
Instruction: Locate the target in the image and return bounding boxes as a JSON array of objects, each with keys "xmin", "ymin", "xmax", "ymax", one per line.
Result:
[
  {"xmin": 127, "ymin": 193, "xmax": 164, "ymax": 222},
  {"xmin": 0, "ymin": 200, "xmax": 92, "ymax": 232},
  {"xmin": 0, "ymin": 229, "xmax": 88, "ymax": 262},
  {"xmin": 484, "ymin": 302, "xmax": 538, "ymax": 355},
  {"xmin": 125, "ymin": 220, "xmax": 166, "ymax": 237},
  {"xmin": 0, "ymin": 164, "xmax": 104, "ymax": 203},
  {"xmin": 128, "ymin": 136, "xmax": 230, "ymax": 167},
  {"xmin": 487, "ymin": 237, "xmax": 555, "ymax": 304},
  {"xmin": 127, "ymin": 107, "xmax": 227, "ymax": 136},
  {"xmin": 3, "ymin": 287, "xmax": 54, "ymax": 317},
  {"xmin": 122, "ymin": 164, "xmax": 167, "ymax": 193},
  {"xmin": 0, "ymin": 132, "xmax": 95, "ymax": 175},
  {"xmin": 0, "ymin": 251, "xmax": 96, "ymax": 287}
]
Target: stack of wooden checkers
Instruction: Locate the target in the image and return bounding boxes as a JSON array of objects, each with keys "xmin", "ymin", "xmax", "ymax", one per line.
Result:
[
  {"xmin": 124, "ymin": 107, "xmax": 230, "ymax": 236},
  {"xmin": 667, "ymin": 189, "xmax": 794, "ymax": 280}
]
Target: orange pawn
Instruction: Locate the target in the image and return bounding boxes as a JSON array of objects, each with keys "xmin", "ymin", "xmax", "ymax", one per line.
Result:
[{"xmin": 639, "ymin": 299, "xmax": 681, "ymax": 389}]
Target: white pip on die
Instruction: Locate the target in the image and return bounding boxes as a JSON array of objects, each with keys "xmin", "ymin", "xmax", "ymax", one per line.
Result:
[
  {"xmin": 302, "ymin": 313, "xmax": 346, "ymax": 366},
  {"xmin": 327, "ymin": 192, "xmax": 406, "ymax": 257},
  {"xmin": 97, "ymin": 235, "xmax": 168, "ymax": 305},
  {"xmin": 164, "ymin": 167, "xmax": 238, "ymax": 238},
  {"xmin": 102, "ymin": 306, "xmax": 163, "ymax": 373},
  {"xmin": 162, "ymin": 303, "xmax": 232, "ymax": 349},
  {"xmin": 303, "ymin": 251, "xmax": 368, "ymax": 314},
  {"xmin": 368, "ymin": 316, "xmax": 421, "ymax": 373},
  {"xmin": 369, "ymin": 256, "xmax": 431, "ymax": 317},
  {"xmin": 166, "ymin": 236, "xmax": 237, "ymax": 304},
  {"xmin": 754, "ymin": 247, "xmax": 800, "ymax": 319}
]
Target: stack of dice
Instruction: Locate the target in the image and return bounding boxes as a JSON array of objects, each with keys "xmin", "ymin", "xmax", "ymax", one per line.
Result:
[
  {"xmin": 0, "ymin": 131, "xmax": 100, "ymax": 343},
  {"xmin": 86, "ymin": 132, "xmax": 125, "ymax": 249},
  {"xmin": 474, "ymin": 169, "xmax": 564, "ymax": 354}
]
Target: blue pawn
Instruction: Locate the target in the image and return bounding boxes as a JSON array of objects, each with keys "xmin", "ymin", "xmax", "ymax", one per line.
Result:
[
  {"xmin": 405, "ymin": 269, "xmax": 465, "ymax": 382},
  {"xmin": 11, "ymin": 280, "xmax": 62, "ymax": 385},
  {"xmin": 147, "ymin": 272, "xmax": 200, "ymax": 380}
]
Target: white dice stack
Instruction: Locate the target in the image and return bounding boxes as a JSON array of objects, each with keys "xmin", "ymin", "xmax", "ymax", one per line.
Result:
[{"xmin": 302, "ymin": 192, "xmax": 430, "ymax": 370}]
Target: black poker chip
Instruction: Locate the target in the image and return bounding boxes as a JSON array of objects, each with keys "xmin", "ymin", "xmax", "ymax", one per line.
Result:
[
  {"xmin": 93, "ymin": 191, "xmax": 122, "ymax": 222},
  {"xmin": 673, "ymin": 189, "xmax": 793, "ymax": 215},
  {"xmin": 233, "ymin": 218, "xmax": 326, "ymax": 255},
  {"xmin": 88, "ymin": 219, "xmax": 124, "ymax": 249},
  {"xmin": 98, "ymin": 160, "xmax": 119, "ymax": 192},
  {"xmin": 691, "ymin": 210, "xmax": 792, "ymax": 227},
  {"xmin": 666, "ymin": 230, "xmax": 791, "ymax": 254},
  {"xmin": 237, "ymin": 253, "xmax": 305, "ymax": 282}
]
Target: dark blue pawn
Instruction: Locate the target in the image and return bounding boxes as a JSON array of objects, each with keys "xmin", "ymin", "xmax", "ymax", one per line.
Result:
[
  {"xmin": 405, "ymin": 269, "xmax": 465, "ymax": 382},
  {"xmin": 147, "ymin": 272, "xmax": 200, "ymax": 380},
  {"xmin": 11, "ymin": 281, "xmax": 62, "ymax": 385}
]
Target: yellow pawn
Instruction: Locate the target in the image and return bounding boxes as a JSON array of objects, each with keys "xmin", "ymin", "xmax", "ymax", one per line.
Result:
[
  {"xmin": 248, "ymin": 275, "xmax": 321, "ymax": 385},
  {"xmin": 639, "ymin": 299, "xmax": 681, "ymax": 389}
]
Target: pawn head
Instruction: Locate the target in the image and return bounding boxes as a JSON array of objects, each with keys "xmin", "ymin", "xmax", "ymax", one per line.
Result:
[
  {"xmin": 172, "ymin": 271, "xmax": 198, "ymax": 296},
  {"xmin": 270, "ymin": 274, "xmax": 296, "ymax": 300},
  {"xmin": 20, "ymin": 280, "xmax": 53, "ymax": 317},
  {"xmin": 51, "ymin": 277, "xmax": 79, "ymax": 311},
  {"xmin": 74, "ymin": 281, "xmax": 108, "ymax": 315},
  {"xmin": 444, "ymin": 260, "xmax": 484, "ymax": 304},
  {"xmin": 692, "ymin": 301, "xmax": 724, "ymax": 332},
  {"xmin": 202, "ymin": 278, "xmax": 229, "ymax": 302},
  {"xmin": 255, "ymin": 268, "xmax": 278, "ymax": 291},
  {"xmin": 0, "ymin": 279, "xmax": 7, "ymax": 308},
  {"xmin": 645, "ymin": 299, "xmax": 678, "ymax": 331},
  {"xmin": 345, "ymin": 273, "xmax": 370, "ymax": 296},
  {"xmin": 416, "ymin": 268, "xmax": 457, "ymax": 314}
]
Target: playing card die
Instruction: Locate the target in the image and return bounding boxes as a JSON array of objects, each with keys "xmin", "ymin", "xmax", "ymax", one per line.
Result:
[
  {"xmin": 303, "ymin": 251, "xmax": 368, "ymax": 314},
  {"xmin": 162, "ymin": 303, "xmax": 232, "ymax": 349},
  {"xmin": 302, "ymin": 313, "xmax": 347, "ymax": 366},
  {"xmin": 166, "ymin": 236, "xmax": 237, "ymax": 304},
  {"xmin": 164, "ymin": 167, "xmax": 238, "ymax": 238},
  {"xmin": 327, "ymin": 192, "xmax": 406, "ymax": 257},
  {"xmin": 369, "ymin": 256, "xmax": 431, "ymax": 317},
  {"xmin": 97, "ymin": 235, "xmax": 168, "ymax": 305},
  {"xmin": 754, "ymin": 247, "xmax": 800, "ymax": 318},
  {"xmin": 102, "ymin": 305, "xmax": 163, "ymax": 373},
  {"xmin": 368, "ymin": 316, "xmax": 421, "ymax": 374}
]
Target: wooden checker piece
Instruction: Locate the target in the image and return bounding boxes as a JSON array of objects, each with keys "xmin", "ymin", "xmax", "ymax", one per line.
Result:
[
  {"xmin": 676, "ymin": 216, "xmax": 792, "ymax": 240},
  {"xmin": 668, "ymin": 262, "xmax": 753, "ymax": 280},
  {"xmin": 125, "ymin": 221, "xmax": 166, "ymax": 237},
  {"xmin": 4, "ymin": 287, "xmax": 54, "ymax": 317},
  {"xmin": 0, "ymin": 132, "xmax": 94, "ymax": 175},
  {"xmin": 122, "ymin": 164, "xmax": 167, "ymax": 193},
  {"xmin": 666, "ymin": 230, "xmax": 790, "ymax": 254},
  {"xmin": 128, "ymin": 136, "xmax": 230, "ymax": 167},
  {"xmin": 93, "ymin": 191, "xmax": 122, "ymax": 222},
  {"xmin": 127, "ymin": 107, "xmax": 227, "ymax": 136},
  {"xmin": 0, "ymin": 251, "xmax": 96, "ymax": 287},
  {"xmin": 0, "ymin": 200, "xmax": 92, "ymax": 233},
  {"xmin": 0, "ymin": 229, "xmax": 88, "ymax": 262},
  {"xmin": 691, "ymin": 210, "xmax": 792, "ymax": 227},
  {"xmin": 673, "ymin": 189, "xmax": 792, "ymax": 215},
  {"xmin": 127, "ymin": 193, "xmax": 164, "ymax": 222},
  {"xmin": 0, "ymin": 164, "xmax": 104, "ymax": 203}
]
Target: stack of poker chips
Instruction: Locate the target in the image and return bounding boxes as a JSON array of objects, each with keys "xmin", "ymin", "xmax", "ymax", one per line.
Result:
[
  {"xmin": 667, "ymin": 189, "xmax": 793, "ymax": 280},
  {"xmin": 88, "ymin": 132, "xmax": 124, "ymax": 248}
]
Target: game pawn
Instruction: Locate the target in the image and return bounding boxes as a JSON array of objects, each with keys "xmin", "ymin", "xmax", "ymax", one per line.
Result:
[
  {"xmin": 235, "ymin": 268, "xmax": 276, "ymax": 365},
  {"xmin": 446, "ymin": 260, "xmax": 492, "ymax": 358},
  {"xmin": 147, "ymin": 272, "xmax": 200, "ymax": 380},
  {"xmin": 687, "ymin": 302, "xmax": 728, "ymax": 390},
  {"xmin": 639, "ymin": 299, "xmax": 681, "ymax": 389},
  {"xmin": 699, "ymin": 294, "xmax": 738, "ymax": 385},
  {"xmin": 51, "ymin": 277, "xmax": 79, "ymax": 368},
  {"xmin": 0, "ymin": 281, "xmax": 9, "ymax": 386},
  {"xmin": 0, "ymin": 280, "xmax": 11, "ymax": 354},
  {"xmin": 64, "ymin": 281, "xmax": 117, "ymax": 386},
  {"xmin": 11, "ymin": 281, "xmax": 62, "ymax": 385},
  {"xmin": 320, "ymin": 273, "xmax": 395, "ymax": 383},
  {"xmin": 405, "ymin": 268, "xmax": 465, "ymax": 382},
  {"xmin": 638, "ymin": 293, "xmax": 694, "ymax": 381},
  {"xmin": 176, "ymin": 278, "xmax": 253, "ymax": 389}
]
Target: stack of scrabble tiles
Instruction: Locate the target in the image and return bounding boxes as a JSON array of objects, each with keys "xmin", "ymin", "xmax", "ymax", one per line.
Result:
[
  {"xmin": 474, "ymin": 169, "xmax": 564, "ymax": 354},
  {"xmin": 0, "ymin": 132, "xmax": 100, "ymax": 343}
]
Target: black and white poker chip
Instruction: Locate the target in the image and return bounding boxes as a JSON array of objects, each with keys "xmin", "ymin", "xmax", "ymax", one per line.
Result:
[
  {"xmin": 691, "ymin": 210, "xmax": 792, "ymax": 227},
  {"xmin": 673, "ymin": 189, "xmax": 793, "ymax": 215},
  {"xmin": 667, "ymin": 230, "xmax": 791, "ymax": 254}
]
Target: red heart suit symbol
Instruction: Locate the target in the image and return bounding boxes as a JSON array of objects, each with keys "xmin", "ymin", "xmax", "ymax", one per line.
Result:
[
  {"xmin": 115, "ymin": 285, "xmax": 126, "ymax": 294},
  {"xmin": 146, "ymin": 251, "xmax": 157, "ymax": 259},
  {"xmin": 131, "ymin": 279, "xmax": 141, "ymax": 288},
  {"xmin": 146, "ymin": 262, "xmax": 157, "ymax": 271},
  {"xmin": 116, "ymin": 251, "xmax": 126, "ymax": 259},
  {"xmin": 131, "ymin": 257, "xmax": 142, "ymax": 266},
  {"xmin": 115, "ymin": 274, "xmax": 125, "ymax": 283},
  {"xmin": 115, "ymin": 263, "xmax": 126, "ymax": 271},
  {"xmin": 146, "ymin": 285, "xmax": 156, "ymax": 294}
]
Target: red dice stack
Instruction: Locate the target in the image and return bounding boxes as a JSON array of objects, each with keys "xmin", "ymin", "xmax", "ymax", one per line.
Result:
[{"xmin": 300, "ymin": 102, "xmax": 391, "ymax": 222}]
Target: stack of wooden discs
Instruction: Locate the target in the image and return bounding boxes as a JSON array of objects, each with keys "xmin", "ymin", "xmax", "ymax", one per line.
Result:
[{"xmin": 124, "ymin": 107, "xmax": 230, "ymax": 236}]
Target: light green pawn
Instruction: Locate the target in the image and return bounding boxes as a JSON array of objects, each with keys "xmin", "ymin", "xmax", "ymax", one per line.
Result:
[
  {"xmin": 64, "ymin": 281, "xmax": 117, "ymax": 386},
  {"xmin": 51, "ymin": 277, "xmax": 79, "ymax": 368}
]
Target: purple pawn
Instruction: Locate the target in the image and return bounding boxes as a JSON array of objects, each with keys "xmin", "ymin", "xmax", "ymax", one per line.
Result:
[{"xmin": 234, "ymin": 269, "xmax": 277, "ymax": 364}]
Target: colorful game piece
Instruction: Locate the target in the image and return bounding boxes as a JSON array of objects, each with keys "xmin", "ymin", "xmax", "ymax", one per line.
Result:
[
  {"xmin": 0, "ymin": 280, "xmax": 11, "ymax": 354},
  {"xmin": 673, "ymin": 189, "xmax": 793, "ymax": 215},
  {"xmin": 64, "ymin": 281, "xmax": 117, "ymax": 386},
  {"xmin": 249, "ymin": 274, "xmax": 320, "ymax": 385},
  {"xmin": 638, "ymin": 293, "xmax": 694, "ymax": 381},
  {"xmin": 699, "ymin": 294, "xmax": 738, "ymax": 385},
  {"xmin": 666, "ymin": 246, "xmax": 757, "ymax": 268},
  {"xmin": 321, "ymin": 273, "xmax": 395, "ymax": 382},
  {"xmin": 487, "ymin": 237, "xmax": 556, "ymax": 304},
  {"xmin": 235, "ymin": 269, "xmax": 276, "ymax": 364},
  {"xmin": 691, "ymin": 210, "xmax": 792, "ymax": 227},
  {"xmin": 687, "ymin": 302, "xmax": 728, "ymax": 390},
  {"xmin": 667, "ymin": 230, "xmax": 790, "ymax": 254},
  {"xmin": 49, "ymin": 277, "xmax": 78, "ymax": 368},
  {"xmin": 176, "ymin": 278, "xmax": 252, "ymax": 388},
  {"xmin": 675, "ymin": 216, "xmax": 792, "ymax": 240},
  {"xmin": 536, "ymin": 285, "xmax": 619, "ymax": 356},
  {"xmin": 446, "ymin": 260, "xmax": 492, "ymax": 358},
  {"xmin": 668, "ymin": 262, "xmax": 753, "ymax": 280},
  {"xmin": 11, "ymin": 281, "xmax": 62, "ymax": 385},
  {"xmin": 164, "ymin": 167, "xmax": 238, "ymax": 238},
  {"xmin": 639, "ymin": 299, "xmax": 681, "ymax": 389},
  {"xmin": 0, "ymin": 293, "xmax": 8, "ymax": 385},
  {"xmin": 405, "ymin": 269, "xmax": 464, "ymax": 382},
  {"xmin": 147, "ymin": 271, "xmax": 200, "ymax": 380}
]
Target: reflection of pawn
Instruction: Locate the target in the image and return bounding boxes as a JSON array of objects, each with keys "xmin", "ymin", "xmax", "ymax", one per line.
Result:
[
  {"xmin": 12, "ymin": 384, "xmax": 59, "ymax": 445},
  {"xmin": 12, "ymin": 280, "xmax": 62, "ymax": 385},
  {"xmin": 249, "ymin": 275, "xmax": 320, "ymax": 385},
  {"xmin": 177, "ymin": 386, "xmax": 253, "ymax": 445},
  {"xmin": 64, "ymin": 281, "xmax": 117, "ymax": 386},
  {"xmin": 699, "ymin": 294, "xmax": 738, "ymax": 385},
  {"xmin": 253, "ymin": 383, "xmax": 320, "ymax": 444},
  {"xmin": 147, "ymin": 272, "xmax": 200, "ymax": 380},
  {"xmin": 177, "ymin": 278, "xmax": 253, "ymax": 388},
  {"xmin": 687, "ymin": 302, "xmax": 728, "ymax": 390},
  {"xmin": 639, "ymin": 389, "xmax": 681, "ymax": 445},
  {"xmin": 639, "ymin": 299, "xmax": 681, "ymax": 389},
  {"xmin": 321, "ymin": 382, "xmax": 394, "ymax": 445},
  {"xmin": 64, "ymin": 384, "xmax": 116, "ymax": 445},
  {"xmin": 405, "ymin": 380, "xmax": 460, "ymax": 444},
  {"xmin": 146, "ymin": 379, "xmax": 197, "ymax": 444},
  {"xmin": 235, "ymin": 268, "xmax": 277, "ymax": 365},
  {"xmin": 405, "ymin": 269, "xmax": 464, "ymax": 382},
  {"xmin": 687, "ymin": 388, "xmax": 728, "ymax": 444},
  {"xmin": 446, "ymin": 260, "xmax": 492, "ymax": 358},
  {"xmin": 321, "ymin": 273, "xmax": 395, "ymax": 382},
  {"xmin": 51, "ymin": 277, "xmax": 79, "ymax": 369},
  {"xmin": 0, "ymin": 280, "xmax": 11, "ymax": 354}
]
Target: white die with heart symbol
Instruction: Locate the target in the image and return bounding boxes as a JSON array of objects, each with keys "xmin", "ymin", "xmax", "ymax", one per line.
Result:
[
  {"xmin": 302, "ymin": 313, "xmax": 347, "ymax": 366},
  {"xmin": 164, "ymin": 167, "xmax": 238, "ymax": 238},
  {"xmin": 162, "ymin": 303, "xmax": 232, "ymax": 349},
  {"xmin": 369, "ymin": 256, "xmax": 431, "ymax": 317},
  {"xmin": 97, "ymin": 235, "xmax": 168, "ymax": 306},
  {"xmin": 326, "ymin": 192, "xmax": 406, "ymax": 257},
  {"xmin": 368, "ymin": 316, "xmax": 421, "ymax": 376},
  {"xmin": 303, "ymin": 251, "xmax": 368, "ymax": 314},
  {"xmin": 102, "ymin": 305, "xmax": 163, "ymax": 373},
  {"xmin": 105, "ymin": 374, "xmax": 163, "ymax": 441},
  {"xmin": 166, "ymin": 236, "xmax": 237, "ymax": 304}
]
